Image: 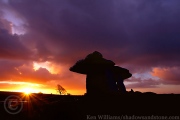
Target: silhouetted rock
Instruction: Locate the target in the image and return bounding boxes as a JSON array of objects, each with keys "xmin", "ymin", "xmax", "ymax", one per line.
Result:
[
  {"xmin": 111, "ymin": 66, "xmax": 132, "ymax": 93},
  {"xmin": 130, "ymin": 89, "xmax": 134, "ymax": 93},
  {"xmin": 70, "ymin": 51, "xmax": 115, "ymax": 74},
  {"xmin": 70, "ymin": 51, "xmax": 132, "ymax": 96}
]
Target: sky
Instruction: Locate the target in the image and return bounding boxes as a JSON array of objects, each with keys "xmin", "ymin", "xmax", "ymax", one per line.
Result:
[{"xmin": 0, "ymin": 0, "xmax": 180, "ymax": 94}]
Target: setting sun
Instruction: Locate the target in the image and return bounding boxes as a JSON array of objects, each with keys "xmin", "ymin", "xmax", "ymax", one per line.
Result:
[
  {"xmin": 21, "ymin": 87, "xmax": 38, "ymax": 95},
  {"xmin": 23, "ymin": 88, "xmax": 33, "ymax": 95}
]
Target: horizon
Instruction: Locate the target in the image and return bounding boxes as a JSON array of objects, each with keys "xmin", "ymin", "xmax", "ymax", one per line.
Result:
[{"xmin": 0, "ymin": 90, "xmax": 179, "ymax": 95}]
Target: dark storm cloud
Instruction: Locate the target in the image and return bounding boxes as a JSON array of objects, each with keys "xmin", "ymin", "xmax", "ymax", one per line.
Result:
[
  {"xmin": 5, "ymin": 0, "xmax": 129, "ymax": 63},
  {"xmin": 6, "ymin": 0, "xmax": 180, "ymax": 66},
  {"xmin": 0, "ymin": 12, "xmax": 32, "ymax": 60},
  {"xmin": 0, "ymin": 28, "xmax": 32, "ymax": 59},
  {"xmin": 0, "ymin": 0, "xmax": 180, "ymax": 87}
]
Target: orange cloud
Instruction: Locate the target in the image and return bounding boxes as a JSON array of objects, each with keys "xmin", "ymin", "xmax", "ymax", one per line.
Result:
[
  {"xmin": 152, "ymin": 67, "xmax": 180, "ymax": 84},
  {"xmin": 0, "ymin": 59, "xmax": 86, "ymax": 95}
]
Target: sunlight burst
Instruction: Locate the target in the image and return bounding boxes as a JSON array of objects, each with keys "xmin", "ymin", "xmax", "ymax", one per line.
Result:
[{"xmin": 23, "ymin": 88, "xmax": 34, "ymax": 95}]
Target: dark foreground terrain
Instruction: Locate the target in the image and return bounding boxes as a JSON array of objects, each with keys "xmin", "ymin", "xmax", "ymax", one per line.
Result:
[{"xmin": 0, "ymin": 91, "xmax": 180, "ymax": 120}]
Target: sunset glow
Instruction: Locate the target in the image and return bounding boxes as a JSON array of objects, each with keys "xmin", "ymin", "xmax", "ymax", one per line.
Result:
[
  {"xmin": 0, "ymin": 0, "xmax": 180, "ymax": 95},
  {"xmin": 23, "ymin": 88, "xmax": 32, "ymax": 95},
  {"xmin": 0, "ymin": 81, "xmax": 54, "ymax": 94},
  {"xmin": 33, "ymin": 61, "xmax": 61, "ymax": 74},
  {"xmin": 21, "ymin": 87, "xmax": 37, "ymax": 95}
]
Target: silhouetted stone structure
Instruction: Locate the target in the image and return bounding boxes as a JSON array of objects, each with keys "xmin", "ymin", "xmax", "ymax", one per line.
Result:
[{"xmin": 70, "ymin": 51, "xmax": 132, "ymax": 95}]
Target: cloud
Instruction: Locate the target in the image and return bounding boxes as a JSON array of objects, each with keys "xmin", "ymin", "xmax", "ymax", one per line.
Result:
[
  {"xmin": 0, "ymin": 60, "xmax": 60, "ymax": 82},
  {"xmin": 0, "ymin": 25, "xmax": 32, "ymax": 60},
  {"xmin": 5, "ymin": 0, "xmax": 179, "ymax": 66},
  {"xmin": 0, "ymin": 16, "xmax": 12, "ymax": 32},
  {"xmin": 125, "ymin": 77, "xmax": 160, "ymax": 89},
  {"xmin": 152, "ymin": 67, "xmax": 180, "ymax": 85},
  {"xmin": 125, "ymin": 66, "xmax": 180, "ymax": 89},
  {"xmin": 0, "ymin": 0, "xmax": 180, "ymax": 93},
  {"xmin": 0, "ymin": 60, "xmax": 22, "ymax": 79},
  {"xmin": 0, "ymin": 59, "xmax": 85, "ymax": 92}
]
